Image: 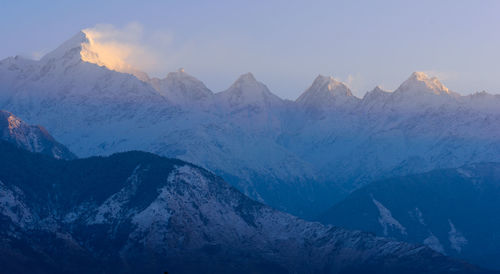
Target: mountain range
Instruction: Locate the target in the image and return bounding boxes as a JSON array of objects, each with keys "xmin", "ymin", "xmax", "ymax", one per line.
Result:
[
  {"xmin": 2, "ymin": 30, "xmax": 500, "ymax": 220},
  {"xmin": 0, "ymin": 139, "xmax": 490, "ymax": 274},
  {"xmin": 2, "ymin": 30, "xmax": 500, "ymax": 272}
]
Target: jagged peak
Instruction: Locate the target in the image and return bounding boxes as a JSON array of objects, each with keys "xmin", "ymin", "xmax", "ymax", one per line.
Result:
[
  {"xmin": 39, "ymin": 30, "xmax": 150, "ymax": 81},
  {"xmin": 0, "ymin": 110, "xmax": 77, "ymax": 160},
  {"xmin": 396, "ymin": 71, "xmax": 451, "ymax": 95},
  {"xmin": 165, "ymin": 68, "xmax": 196, "ymax": 80},
  {"xmin": 362, "ymin": 85, "xmax": 391, "ymax": 101},
  {"xmin": 312, "ymin": 74, "xmax": 339, "ymax": 84},
  {"xmin": 152, "ymin": 68, "xmax": 213, "ymax": 97},
  {"xmin": 296, "ymin": 75, "xmax": 354, "ymax": 106},
  {"xmin": 372, "ymin": 85, "xmax": 389, "ymax": 93},
  {"xmin": 218, "ymin": 72, "xmax": 283, "ymax": 107},
  {"xmin": 313, "ymin": 75, "xmax": 352, "ymax": 95},
  {"xmin": 0, "ymin": 110, "xmax": 17, "ymax": 128},
  {"xmin": 225, "ymin": 72, "xmax": 268, "ymax": 92},
  {"xmin": 40, "ymin": 31, "xmax": 88, "ymax": 62},
  {"xmin": 409, "ymin": 71, "xmax": 429, "ymax": 81},
  {"xmin": 0, "ymin": 110, "xmax": 26, "ymax": 131},
  {"xmin": 233, "ymin": 72, "xmax": 258, "ymax": 85}
]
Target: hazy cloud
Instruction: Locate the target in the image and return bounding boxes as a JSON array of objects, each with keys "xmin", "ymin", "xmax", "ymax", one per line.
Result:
[{"xmin": 82, "ymin": 22, "xmax": 175, "ymax": 76}]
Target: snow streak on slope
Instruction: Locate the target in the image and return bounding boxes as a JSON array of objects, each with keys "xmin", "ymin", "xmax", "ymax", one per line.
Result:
[
  {"xmin": 448, "ymin": 219, "xmax": 467, "ymax": 253},
  {"xmin": 372, "ymin": 196, "xmax": 407, "ymax": 236}
]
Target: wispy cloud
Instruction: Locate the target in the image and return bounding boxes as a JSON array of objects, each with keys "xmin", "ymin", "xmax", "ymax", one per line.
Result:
[
  {"xmin": 422, "ymin": 70, "xmax": 458, "ymax": 82},
  {"xmin": 82, "ymin": 22, "xmax": 175, "ymax": 76}
]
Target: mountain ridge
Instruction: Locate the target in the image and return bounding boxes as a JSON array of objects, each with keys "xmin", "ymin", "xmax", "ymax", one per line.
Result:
[{"xmin": 0, "ymin": 140, "xmax": 493, "ymax": 274}]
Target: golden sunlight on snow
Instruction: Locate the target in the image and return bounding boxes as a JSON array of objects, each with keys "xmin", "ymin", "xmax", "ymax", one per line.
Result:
[{"xmin": 80, "ymin": 29, "xmax": 149, "ymax": 81}]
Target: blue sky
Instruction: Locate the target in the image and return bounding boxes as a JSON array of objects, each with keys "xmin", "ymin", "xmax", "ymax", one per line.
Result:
[{"xmin": 2, "ymin": 0, "xmax": 500, "ymax": 98}]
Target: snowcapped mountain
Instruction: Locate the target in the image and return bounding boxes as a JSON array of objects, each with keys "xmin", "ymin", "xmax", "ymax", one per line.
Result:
[
  {"xmin": 319, "ymin": 162, "xmax": 500, "ymax": 270},
  {"xmin": 3, "ymin": 31, "xmax": 500, "ymax": 219},
  {"xmin": 0, "ymin": 110, "xmax": 75, "ymax": 159},
  {"xmin": 0, "ymin": 141, "xmax": 490, "ymax": 274},
  {"xmin": 149, "ymin": 68, "xmax": 213, "ymax": 106},
  {"xmin": 215, "ymin": 72, "xmax": 285, "ymax": 111},
  {"xmin": 40, "ymin": 31, "xmax": 149, "ymax": 81},
  {"xmin": 395, "ymin": 71, "xmax": 453, "ymax": 96},
  {"xmin": 0, "ymin": 32, "xmax": 320, "ymax": 217},
  {"xmin": 383, "ymin": 71, "xmax": 459, "ymax": 112},
  {"xmin": 296, "ymin": 74, "xmax": 359, "ymax": 115}
]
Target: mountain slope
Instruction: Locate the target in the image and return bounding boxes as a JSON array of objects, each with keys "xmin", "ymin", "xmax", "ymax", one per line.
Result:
[
  {"xmin": 0, "ymin": 110, "xmax": 75, "ymax": 159},
  {"xmin": 0, "ymin": 141, "xmax": 491, "ymax": 274},
  {"xmin": 319, "ymin": 163, "xmax": 500, "ymax": 270}
]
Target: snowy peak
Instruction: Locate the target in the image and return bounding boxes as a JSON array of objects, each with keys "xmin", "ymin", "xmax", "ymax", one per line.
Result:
[
  {"xmin": 0, "ymin": 110, "xmax": 76, "ymax": 159},
  {"xmin": 395, "ymin": 72, "xmax": 451, "ymax": 96},
  {"xmin": 150, "ymin": 68, "xmax": 213, "ymax": 105},
  {"xmin": 372, "ymin": 85, "xmax": 389, "ymax": 94},
  {"xmin": 363, "ymin": 85, "xmax": 391, "ymax": 101},
  {"xmin": 217, "ymin": 72, "xmax": 283, "ymax": 108},
  {"xmin": 312, "ymin": 75, "xmax": 353, "ymax": 96},
  {"xmin": 40, "ymin": 30, "xmax": 149, "ymax": 81},
  {"xmin": 236, "ymin": 72, "xmax": 256, "ymax": 81},
  {"xmin": 163, "ymin": 68, "xmax": 210, "ymax": 89},
  {"xmin": 230, "ymin": 72, "xmax": 262, "ymax": 90},
  {"xmin": 40, "ymin": 31, "xmax": 88, "ymax": 63},
  {"xmin": 296, "ymin": 75, "xmax": 357, "ymax": 111}
]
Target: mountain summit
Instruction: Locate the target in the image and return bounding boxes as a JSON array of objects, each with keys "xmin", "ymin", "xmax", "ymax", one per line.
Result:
[
  {"xmin": 41, "ymin": 30, "xmax": 149, "ymax": 81},
  {"xmin": 40, "ymin": 31, "xmax": 88, "ymax": 63},
  {"xmin": 216, "ymin": 72, "xmax": 284, "ymax": 109},
  {"xmin": 149, "ymin": 68, "xmax": 213, "ymax": 105},
  {"xmin": 395, "ymin": 72, "xmax": 452, "ymax": 96},
  {"xmin": 296, "ymin": 75, "xmax": 358, "ymax": 112},
  {"xmin": 0, "ymin": 110, "xmax": 75, "ymax": 159}
]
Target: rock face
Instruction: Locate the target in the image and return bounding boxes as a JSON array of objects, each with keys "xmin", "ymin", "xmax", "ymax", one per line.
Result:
[
  {"xmin": 0, "ymin": 141, "xmax": 491, "ymax": 274},
  {"xmin": 4, "ymin": 31, "xmax": 500, "ymax": 218},
  {"xmin": 319, "ymin": 163, "xmax": 500, "ymax": 270},
  {"xmin": 0, "ymin": 110, "xmax": 75, "ymax": 159}
]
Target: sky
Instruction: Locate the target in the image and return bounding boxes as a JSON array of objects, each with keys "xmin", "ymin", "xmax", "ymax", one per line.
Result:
[{"xmin": 1, "ymin": 0, "xmax": 500, "ymax": 99}]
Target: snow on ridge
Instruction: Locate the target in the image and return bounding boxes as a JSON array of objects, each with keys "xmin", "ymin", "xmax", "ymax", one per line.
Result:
[
  {"xmin": 131, "ymin": 165, "xmax": 212, "ymax": 234},
  {"xmin": 131, "ymin": 186, "xmax": 172, "ymax": 232},
  {"xmin": 88, "ymin": 165, "xmax": 143, "ymax": 224}
]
